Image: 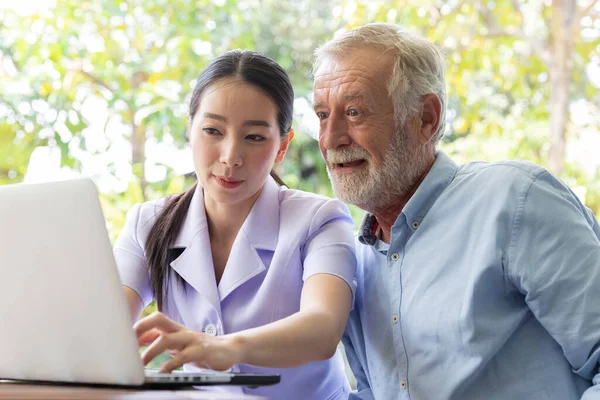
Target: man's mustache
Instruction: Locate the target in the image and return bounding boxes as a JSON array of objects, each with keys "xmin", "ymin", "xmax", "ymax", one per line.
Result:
[{"xmin": 326, "ymin": 146, "xmax": 371, "ymax": 164}]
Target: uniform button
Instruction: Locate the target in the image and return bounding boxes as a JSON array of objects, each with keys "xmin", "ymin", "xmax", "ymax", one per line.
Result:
[
  {"xmin": 204, "ymin": 324, "xmax": 217, "ymax": 336},
  {"xmin": 391, "ymin": 253, "xmax": 400, "ymax": 261},
  {"xmin": 411, "ymin": 221, "xmax": 419, "ymax": 229},
  {"xmin": 392, "ymin": 315, "xmax": 399, "ymax": 324},
  {"xmin": 400, "ymin": 380, "xmax": 407, "ymax": 389}
]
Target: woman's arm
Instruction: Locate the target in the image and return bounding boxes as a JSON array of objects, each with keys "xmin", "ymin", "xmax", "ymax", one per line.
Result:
[
  {"xmin": 135, "ymin": 273, "xmax": 352, "ymax": 372},
  {"xmin": 124, "ymin": 286, "xmax": 144, "ymax": 324},
  {"xmin": 228, "ymin": 273, "xmax": 352, "ymax": 367},
  {"xmin": 114, "ymin": 203, "xmax": 154, "ymax": 322}
]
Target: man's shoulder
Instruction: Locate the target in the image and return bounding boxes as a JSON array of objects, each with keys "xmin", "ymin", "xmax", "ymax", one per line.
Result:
[
  {"xmin": 353, "ymin": 235, "xmax": 381, "ymax": 269},
  {"xmin": 456, "ymin": 159, "xmax": 547, "ymax": 181},
  {"xmin": 450, "ymin": 159, "xmax": 550, "ymax": 200}
]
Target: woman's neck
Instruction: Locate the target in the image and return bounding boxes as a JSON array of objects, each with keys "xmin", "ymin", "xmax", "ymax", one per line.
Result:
[{"xmin": 203, "ymin": 188, "xmax": 263, "ymax": 244}]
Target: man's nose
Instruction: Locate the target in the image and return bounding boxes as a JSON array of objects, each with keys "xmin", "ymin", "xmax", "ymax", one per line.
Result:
[
  {"xmin": 318, "ymin": 114, "xmax": 352, "ymax": 150},
  {"xmin": 220, "ymin": 138, "xmax": 243, "ymax": 167}
]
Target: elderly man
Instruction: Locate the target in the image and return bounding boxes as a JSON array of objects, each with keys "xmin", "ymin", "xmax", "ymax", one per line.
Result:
[{"xmin": 312, "ymin": 23, "xmax": 600, "ymax": 399}]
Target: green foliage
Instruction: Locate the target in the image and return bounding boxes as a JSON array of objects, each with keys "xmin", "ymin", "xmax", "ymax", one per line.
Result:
[
  {"xmin": 0, "ymin": 123, "xmax": 46, "ymax": 184},
  {"xmin": 1, "ymin": 0, "xmax": 599, "ymax": 220}
]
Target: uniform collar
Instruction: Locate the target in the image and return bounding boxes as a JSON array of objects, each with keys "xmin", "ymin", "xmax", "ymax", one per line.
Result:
[
  {"xmin": 171, "ymin": 177, "xmax": 280, "ymax": 251},
  {"xmin": 171, "ymin": 183, "xmax": 207, "ymax": 248},
  {"xmin": 238, "ymin": 176, "xmax": 280, "ymax": 251},
  {"xmin": 169, "ymin": 177, "xmax": 281, "ymax": 314}
]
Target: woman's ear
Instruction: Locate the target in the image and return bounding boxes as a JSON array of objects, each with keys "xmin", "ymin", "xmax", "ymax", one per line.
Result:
[
  {"xmin": 186, "ymin": 114, "xmax": 191, "ymax": 144},
  {"xmin": 274, "ymin": 129, "xmax": 295, "ymax": 164}
]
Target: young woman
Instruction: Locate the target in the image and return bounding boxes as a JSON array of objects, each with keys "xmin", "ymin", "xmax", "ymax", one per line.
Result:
[{"xmin": 113, "ymin": 50, "xmax": 356, "ymax": 399}]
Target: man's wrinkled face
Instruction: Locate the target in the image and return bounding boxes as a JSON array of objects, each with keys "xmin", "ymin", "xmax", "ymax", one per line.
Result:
[{"xmin": 313, "ymin": 48, "xmax": 424, "ymax": 210}]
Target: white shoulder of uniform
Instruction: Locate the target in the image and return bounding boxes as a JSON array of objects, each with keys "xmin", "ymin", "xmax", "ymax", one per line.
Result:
[
  {"xmin": 278, "ymin": 186, "xmax": 352, "ymax": 233},
  {"xmin": 123, "ymin": 195, "xmax": 175, "ymax": 245}
]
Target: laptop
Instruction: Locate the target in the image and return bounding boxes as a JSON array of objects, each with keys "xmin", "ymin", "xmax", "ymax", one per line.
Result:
[{"xmin": 0, "ymin": 178, "xmax": 280, "ymax": 388}]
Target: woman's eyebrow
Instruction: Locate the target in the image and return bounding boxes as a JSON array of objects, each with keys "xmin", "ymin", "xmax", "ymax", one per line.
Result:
[
  {"xmin": 243, "ymin": 120, "xmax": 271, "ymax": 127},
  {"xmin": 203, "ymin": 112, "xmax": 226, "ymax": 122},
  {"xmin": 203, "ymin": 112, "xmax": 270, "ymax": 128}
]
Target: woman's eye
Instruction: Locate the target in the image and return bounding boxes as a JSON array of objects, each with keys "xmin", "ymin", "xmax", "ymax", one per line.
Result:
[
  {"xmin": 316, "ymin": 112, "xmax": 328, "ymax": 120},
  {"xmin": 203, "ymin": 127, "xmax": 221, "ymax": 135},
  {"xmin": 347, "ymin": 109, "xmax": 360, "ymax": 117},
  {"xmin": 246, "ymin": 134, "xmax": 266, "ymax": 142}
]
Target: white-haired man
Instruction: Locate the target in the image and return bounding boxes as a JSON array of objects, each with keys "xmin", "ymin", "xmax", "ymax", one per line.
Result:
[{"xmin": 313, "ymin": 23, "xmax": 600, "ymax": 399}]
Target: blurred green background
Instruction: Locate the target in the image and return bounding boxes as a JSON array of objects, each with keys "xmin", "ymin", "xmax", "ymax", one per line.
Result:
[{"xmin": 1, "ymin": 0, "xmax": 599, "ymax": 373}]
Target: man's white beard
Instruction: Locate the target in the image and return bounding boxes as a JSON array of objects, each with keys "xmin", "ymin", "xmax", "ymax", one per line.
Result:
[{"xmin": 326, "ymin": 128, "xmax": 427, "ymax": 211}]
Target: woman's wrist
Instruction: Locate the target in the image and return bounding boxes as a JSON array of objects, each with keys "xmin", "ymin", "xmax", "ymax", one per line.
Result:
[{"xmin": 223, "ymin": 332, "xmax": 249, "ymax": 366}]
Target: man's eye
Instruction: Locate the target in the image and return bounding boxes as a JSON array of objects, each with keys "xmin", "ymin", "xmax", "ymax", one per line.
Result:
[
  {"xmin": 347, "ymin": 109, "xmax": 360, "ymax": 117},
  {"xmin": 316, "ymin": 112, "xmax": 328, "ymax": 120}
]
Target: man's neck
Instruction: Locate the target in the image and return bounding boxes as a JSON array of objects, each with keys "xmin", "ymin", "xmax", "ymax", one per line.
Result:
[
  {"xmin": 372, "ymin": 198, "xmax": 409, "ymax": 243},
  {"xmin": 371, "ymin": 157, "xmax": 435, "ymax": 244}
]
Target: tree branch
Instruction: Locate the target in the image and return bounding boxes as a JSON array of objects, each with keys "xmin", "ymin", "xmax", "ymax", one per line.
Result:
[
  {"xmin": 0, "ymin": 45, "xmax": 22, "ymax": 73},
  {"xmin": 475, "ymin": 0, "xmax": 496, "ymax": 28},
  {"xmin": 475, "ymin": 0, "xmax": 551, "ymax": 66},
  {"xmin": 578, "ymin": 0, "xmax": 597, "ymax": 19},
  {"xmin": 427, "ymin": 4, "xmax": 442, "ymax": 24},
  {"xmin": 512, "ymin": 0, "xmax": 522, "ymax": 16},
  {"xmin": 482, "ymin": 27, "xmax": 528, "ymax": 39},
  {"xmin": 0, "ymin": 97, "xmax": 19, "ymax": 115},
  {"xmin": 78, "ymin": 70, "xmax": 115, "ymax": 94},
  {"xmin": 573, "ymin": 1, "xmax": 598, "ymax": 36}
]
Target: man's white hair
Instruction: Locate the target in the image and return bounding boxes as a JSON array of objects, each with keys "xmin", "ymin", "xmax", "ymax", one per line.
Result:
[{"xmin": 313, "ymin": 23, "xmax": 447, "ymax": 144}]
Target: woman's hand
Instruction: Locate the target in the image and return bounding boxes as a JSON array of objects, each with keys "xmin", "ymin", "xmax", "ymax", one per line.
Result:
[{"xmin": 134, "ymin": 312, "xmax": 241, "ymax": 373}]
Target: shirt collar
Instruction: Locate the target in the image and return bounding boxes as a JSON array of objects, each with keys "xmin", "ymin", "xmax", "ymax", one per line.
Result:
[
  {"xmin": 172, "ymin": 176, "xmax": 281, "ymax": 251},
  {"xmin": 172, "ymin": 183, "xmax": 207, "ymax": 248},
  {"xmin": 238, "ymin": 176, "xmax": 280, "ymax": 251},
  {"xmin": 358, "ymin": 151, "xmax": 458, "ymax": 246}
]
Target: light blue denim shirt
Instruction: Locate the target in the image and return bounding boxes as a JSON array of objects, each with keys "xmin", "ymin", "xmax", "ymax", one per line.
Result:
[{"xmin": 344, "ymin": 151, "xmax": 600, "ymax": 400}]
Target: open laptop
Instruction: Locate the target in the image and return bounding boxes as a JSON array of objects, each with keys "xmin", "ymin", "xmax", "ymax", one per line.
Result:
[{"xmin": 0, "ymin": 178, "xmax": 280, "ymax": 388}]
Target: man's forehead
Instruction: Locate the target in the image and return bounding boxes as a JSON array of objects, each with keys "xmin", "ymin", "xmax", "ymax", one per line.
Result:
[
  {"xmin": 315, "ymin": 58, "xmax": 372, "ymax": 80},
  {"xmin": 313, "ymin": 49, "xmax": 393, "ymax": 89}
]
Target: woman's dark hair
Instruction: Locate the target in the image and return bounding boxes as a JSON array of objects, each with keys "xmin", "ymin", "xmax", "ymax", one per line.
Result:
[{"xmin": 145, "ymin": 50, "xmax": 294, "ymax": 310}]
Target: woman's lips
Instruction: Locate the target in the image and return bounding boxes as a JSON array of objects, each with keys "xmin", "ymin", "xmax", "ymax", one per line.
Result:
[{"xmin": 214, "ymin": 176, "xmax": 243, "ymax": 189}]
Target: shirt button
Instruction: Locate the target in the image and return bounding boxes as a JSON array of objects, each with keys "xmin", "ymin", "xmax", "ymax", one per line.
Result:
[
  {"xmin": 391, "ymin": 253, "xmax": 400, "ymax": 261},
  {"xmin": 204, "ymin": 324, "xmax": 217, "ymax": 336},
  {"xmin": 411, "ymin": 221, "xmax": 420, "ymax": 229},
  {"xmin": 392, "ymin": 315, "xmax": 399, "ymax": 324},
  {"xmin": 400, "ymin": 380, "xmax": 407, "ymax": 389}
]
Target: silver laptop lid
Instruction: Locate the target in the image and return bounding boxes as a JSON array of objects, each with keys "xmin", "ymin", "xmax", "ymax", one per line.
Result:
[{"xmin": 0, "ymin": 178, "xmax": 145, "ymax": 386}]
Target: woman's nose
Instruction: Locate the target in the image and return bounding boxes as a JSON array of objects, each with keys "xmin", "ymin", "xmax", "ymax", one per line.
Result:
[{"xmin": 219, "ymin": 138, "xmax": 243, "ymax": 168}]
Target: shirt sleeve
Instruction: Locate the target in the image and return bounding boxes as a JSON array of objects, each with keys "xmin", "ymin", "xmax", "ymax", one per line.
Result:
[
  {"xmin": 507, "ymin": 170, "xmax": 600, "ymax": 396},
  {"xmin": 301, "ymin": 198, "xmax": 357, "ymax": 304},
  {"xmin": 343, "ymin": 321, "xmax": 376, "ymax": 400},
  {"xmin": 113, "ymin": 203, "xmax": 153, "ymax": 306}
]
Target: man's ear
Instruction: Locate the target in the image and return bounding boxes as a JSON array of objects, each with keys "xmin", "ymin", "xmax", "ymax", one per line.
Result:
[
  {"xmin": 274, "ymin": 129, "xmax": 295, "ymax": 164},
  {"xmin": 418, "ymin": 94, "xmax": 441, "ymax": 144}
]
